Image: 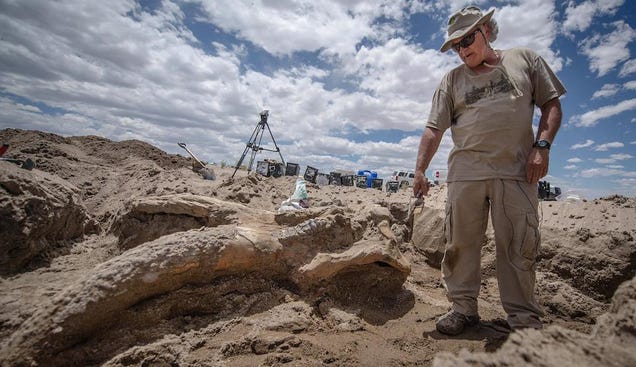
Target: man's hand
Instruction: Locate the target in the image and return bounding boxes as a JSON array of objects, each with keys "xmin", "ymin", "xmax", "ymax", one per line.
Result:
[
  {"xmin": 412, "ymin": 171, "xmax": 429, "ymax": 198},
  {"xmin": 526, "ymin": 148, "xmax": 549, "ymax": 184}
]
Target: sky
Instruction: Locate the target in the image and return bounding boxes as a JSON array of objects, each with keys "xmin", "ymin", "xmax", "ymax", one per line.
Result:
[{"xmin": 0, "ymin": 0, "xmax": 635, "ymax": 199}]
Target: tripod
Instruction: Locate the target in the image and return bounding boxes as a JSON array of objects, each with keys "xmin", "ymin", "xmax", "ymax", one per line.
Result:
[{"xmin": 232, "ymin": 110, "xmax": 285, "ymax": 178}]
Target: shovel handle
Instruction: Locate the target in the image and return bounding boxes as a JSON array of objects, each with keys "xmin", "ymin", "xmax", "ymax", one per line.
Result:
[{"xmin": 177, "ymin": 142, "xmax": 205, "ymax": 168}]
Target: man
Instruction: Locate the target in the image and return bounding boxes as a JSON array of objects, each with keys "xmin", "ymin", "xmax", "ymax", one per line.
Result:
[{"xmin": 412, "ymin": 6, "xmax": 566, "ymax": 335}]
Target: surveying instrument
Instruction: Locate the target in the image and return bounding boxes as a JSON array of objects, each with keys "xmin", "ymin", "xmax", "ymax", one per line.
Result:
[{"xmin": 232, "ymin": 110, "xmax": 285, "ymax": 178}]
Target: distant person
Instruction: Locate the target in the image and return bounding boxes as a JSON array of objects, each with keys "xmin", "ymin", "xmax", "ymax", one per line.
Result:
[{"xmin": 412, "ymin": 6, "xmax": 566, "ymax": 335}]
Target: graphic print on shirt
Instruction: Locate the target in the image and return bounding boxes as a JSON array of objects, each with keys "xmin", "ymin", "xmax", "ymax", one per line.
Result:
[{"xmin": 465, "ymin": 73, "xmax": 516, "ymax": 105}]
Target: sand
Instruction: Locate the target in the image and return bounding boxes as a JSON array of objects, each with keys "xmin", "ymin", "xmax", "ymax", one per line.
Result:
[{"xmin": 0, "ymin": 128, "xmax": 634, "ymax": 367}]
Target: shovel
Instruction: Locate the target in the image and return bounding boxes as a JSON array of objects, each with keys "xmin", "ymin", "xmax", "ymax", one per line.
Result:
[
  {"xmin": 1, "ymin": 157, "xmax": 36, "ymax": 170},
  {"xmin": 407, "ymin": 196, "xmax": 425, "ymax": 238},
  {"xmin": 0, "ymin": 144, "xmax": 36, "ymax": 170},
  {"xmin": 177, "ymin": 142, "xmax": 206, "ymax": 169}
]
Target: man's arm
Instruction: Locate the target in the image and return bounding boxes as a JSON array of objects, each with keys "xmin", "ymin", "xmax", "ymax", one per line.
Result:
[
  {"xmin": 413, "ymin": 126, "xmax": 444, "ymax": 197},
  {"xmin": 526, "ymin": 97, "xmax": 562, "ymax": 184}
]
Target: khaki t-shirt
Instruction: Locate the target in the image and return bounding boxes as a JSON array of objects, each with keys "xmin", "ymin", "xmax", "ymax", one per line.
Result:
[{"xmin": 427, "ymin": 48, "xmax": 566, "ymax": 182}]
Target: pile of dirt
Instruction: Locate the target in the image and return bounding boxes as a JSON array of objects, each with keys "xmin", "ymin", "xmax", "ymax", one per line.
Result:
[{"xmin": 0, "ymin": 128, "xmax": 634, "ymax": 366}]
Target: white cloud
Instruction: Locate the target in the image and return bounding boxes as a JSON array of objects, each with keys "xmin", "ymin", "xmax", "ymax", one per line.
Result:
[
  {"xmin": 610, "ymin": 153, "xmax": 633, "ymax": 160},
  {"xmin": 562, "ymin": 0, "xmax": 624, "ymax": 34},
  {"xmin": 593, "ymin": 153, "xmax": 633, "ymax": 164},
  {"xmin": 343, "ymin": 38, "xmax": 456, "ymax": 103},
  {"xmin": 571, "ymin": 139, "xmax": 595, "ymax": 149},
  {"xmin": 570, "ymin": 98, "xmax": 636, "ymax": 127},
  {"xmin": 580, "ymin": 21, "xmax": 635, "ymax": 77},
  {"xmin": 592, "ymin": 83, "xmax": 620, "ymax": 99},
  {"xmin": 619, "ymin": 59, "xmax": 636, "ymax": 77},
  {"xmin": 564, "ymin": 164, "xmax": 578, "ymax": 170},
  {"xmin": 567, "ymin": 157, "xmax": 583, "ymax": 163},
  {"xmin": 594, "ymin": 141, "xmax": 624, "ymax": 151},
  {"xmin": 493, "ymin": 0, "xmax": 563, "ymax": 71},
  {"xmin": 625, "ymin": 80, "xmax": 636, "ymax": 90},
  {"xmin": 193, "ymin": 0, "xmax": 407, "ymax": 57},
  {"xmin": 579, "ymin": 167, "xmax": 636, "ymax": 178},
  {"xmin": 0, "ymin": 97, "xmax": 42, "ymax": 114},
  {"xmin": 594, "ymin": 158, "xmax": 615, "ymax": 164},
  {"xmin": 613, "ymin": 178, "xmax": 636, "ymax": 194}
]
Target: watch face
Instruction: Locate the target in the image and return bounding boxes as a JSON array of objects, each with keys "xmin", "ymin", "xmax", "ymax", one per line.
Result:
[{"xmin": 535, "ymin": 140, "xmax": 550, "ymax": 149}]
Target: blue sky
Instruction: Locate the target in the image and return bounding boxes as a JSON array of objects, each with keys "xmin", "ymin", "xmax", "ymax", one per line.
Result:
[{"xmin": 0, "ymin": 0, "xmax": 634, "ymax": 198}]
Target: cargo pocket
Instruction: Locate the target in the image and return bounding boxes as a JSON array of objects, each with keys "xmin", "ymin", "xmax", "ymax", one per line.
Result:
[
  {"xmin": 443, "ymin": 203, "xmax": 453, "ymax": 245},
  {"xmin": 441, "ymin": 203, "xmax": 454, "ymax": 277},
  {"xmin": 511, "ymin": 212, "xmax": 540, "ymax": 271}
]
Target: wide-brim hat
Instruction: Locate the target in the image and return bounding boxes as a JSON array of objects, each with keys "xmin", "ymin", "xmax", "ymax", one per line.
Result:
[{"xmin": 440, "ymin": 7, "xmax": 495, "ymax": 52}]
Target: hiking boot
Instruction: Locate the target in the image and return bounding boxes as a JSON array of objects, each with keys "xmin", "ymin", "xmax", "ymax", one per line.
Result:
[{"xmin": 436, "ymin": 310, "xmax": 480, "ymax": 335}]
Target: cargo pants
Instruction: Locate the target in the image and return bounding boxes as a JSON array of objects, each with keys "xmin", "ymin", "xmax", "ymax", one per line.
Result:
[{"xmin": 441, "ymin": 179, "xmax": 544, "ymax": 329}]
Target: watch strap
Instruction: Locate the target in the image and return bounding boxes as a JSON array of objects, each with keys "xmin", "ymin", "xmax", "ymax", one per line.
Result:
[{"xmin": 533, "ymin": 139, "xmax": 551, "ymax": 149}]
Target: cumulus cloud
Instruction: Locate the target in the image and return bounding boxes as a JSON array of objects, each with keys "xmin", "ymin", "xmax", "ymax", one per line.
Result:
[
  {"xmin": 492, "ymin": 0, "xmax": 563, "ymax": 71},
  {"xmin": 562, "ymin": 0, "xmax": 624, "ymax": 34},
  {"xmin": 567, "ymin": 157, "xmax": 583, "ymax": 163},
  {"xmin": 193, "ymin": 0, "xmax": 407, "ymax": 57},
  {"xmin": 579, "ymin": 21, "xmax": 635, "ymax": 77},
  {"xmin": 592, "ymin": 83, "xmax": 620, "ymax": 99},
  {"xmin": 610, "ymin": 153, "xmax": 634, "ymax": 160},
  {"xmin": 594, "ymin": 158, "xmax": 616, "ymax": 164},
  {"xmin": 569, "ymin": 98, "xmax": 636, "ymax": 127},
  {"xmin": 619, "ymin": 59, "xmax": 636, "ymax": 77},
  {"xmin": 593, "ymin": 153, "xmax": 633, "ymax": 164},
  {"xmin": 571, "ymin": 139, "xmax": 595, "ymax": 149},
  {"xmin": 342, "ymin": 38, "xmax": 457, "ymax": 101},
  {"xmin": 614, "ymin": 178, "xmax": 636, "ymax": 192},
  {"xmin": 594, "ymin": 142, "xmax": 624, "ymax": 151},
  {"xmin": 579, "ymin": 167, "xmax": 636, "ymax": 178}
]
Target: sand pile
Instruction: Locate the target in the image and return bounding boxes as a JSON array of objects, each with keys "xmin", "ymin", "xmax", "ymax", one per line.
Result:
[{"xmin": 0, "ymin": 128, "xmax": 634, "ymax": 366}]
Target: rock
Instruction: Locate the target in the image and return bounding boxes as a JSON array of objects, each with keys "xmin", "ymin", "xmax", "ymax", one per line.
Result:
[
  {"xmin": 432, "ymin": 275, "xmax": 636, "ymax": 367},
  {"xmin": 0, "ymin": 226, "xmax": 285, "ymax": 367},
  {"xmin": 294, "ymin": 239, "xmax": 410, "ymax": 286},
  {"xmin": 112, "ymin": 194, "xmax": 271, "ymax": 249},
  {"xmin": 537, "ymin": 273, "xmax": 606, "ymax": 323},
  {"xmin": 0, "ymin": 162, "xmax": 98, "ymax": 274},
  {"xmin": 410, "ymin": 204, "xmax": 445, "ymax": 268},
  {"xmin": 539, "ymin": 228, "xmax": 636, "ymax": 301}
]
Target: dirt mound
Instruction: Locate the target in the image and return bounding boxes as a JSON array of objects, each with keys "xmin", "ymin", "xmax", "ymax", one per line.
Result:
[
  {"xmin": 0, "ymin": 161, "xmax": 99, "ymax": 274},
  {"xmin": 433, "ymin": 275, "xmax": 636, "ymax": 366},
  {"xmin": 1, "ymin": 128, "xmax": 635, "ymax": 366}
]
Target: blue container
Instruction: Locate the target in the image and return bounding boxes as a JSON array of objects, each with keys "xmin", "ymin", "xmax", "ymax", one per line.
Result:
[{"xmin": 356, "ymin": 170, "xmax": 378, "ymax": 188}]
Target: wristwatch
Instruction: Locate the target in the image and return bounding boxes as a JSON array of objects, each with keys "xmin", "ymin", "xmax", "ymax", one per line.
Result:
[{"xmin": 533, "ymin": 139, "xmax": 551, "ymax": 150}]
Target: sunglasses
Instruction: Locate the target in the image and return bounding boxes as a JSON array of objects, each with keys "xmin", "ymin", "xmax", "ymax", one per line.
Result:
[{"xmin": 451, "ymin": 29, "xmax": 482, "ymax": 53}]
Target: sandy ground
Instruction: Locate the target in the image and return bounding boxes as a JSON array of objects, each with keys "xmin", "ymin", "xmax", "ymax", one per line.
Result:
[{"xmin": 0, "ymin": 128, "xmax": 634, "ymax": 367}]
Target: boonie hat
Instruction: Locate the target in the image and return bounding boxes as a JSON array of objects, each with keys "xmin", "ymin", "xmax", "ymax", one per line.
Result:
[{"xmin": 440, "ymin": 6, "xmax": 495, "ymax": 52}]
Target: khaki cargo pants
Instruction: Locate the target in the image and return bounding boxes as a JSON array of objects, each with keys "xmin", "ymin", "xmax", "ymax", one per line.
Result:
[{"xmin": 441, "ymin": 179, "xmax": 544, "ymax": 329}]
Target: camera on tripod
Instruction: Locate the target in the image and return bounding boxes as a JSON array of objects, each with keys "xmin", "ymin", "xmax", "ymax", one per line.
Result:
[
  {"xmin": 260, "ymin": 110, "xmax": 269, "ymax": 123},
  {"xmin": 232, "ymin": 110, "xmax": 285, "ymax": 178}
]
